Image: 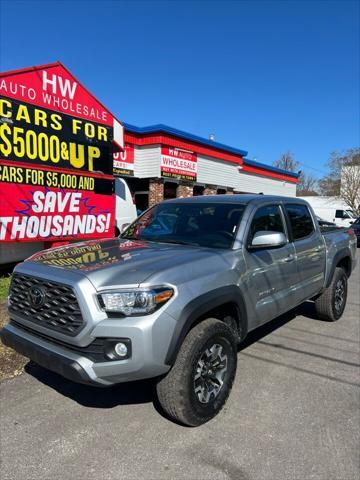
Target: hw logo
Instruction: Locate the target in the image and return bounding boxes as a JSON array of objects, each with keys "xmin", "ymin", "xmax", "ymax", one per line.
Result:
[{"xmin": 42, "ymin": 71, "xmax": 77, "ymax": 99}]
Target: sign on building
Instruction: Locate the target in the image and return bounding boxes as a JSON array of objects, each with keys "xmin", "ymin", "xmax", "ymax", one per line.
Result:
[
  {"xmin": 113, "ymin": 143, "xmax": 134, "ymax": 176},
  {"xmin": 161, "ymin": 146, "xmax": 197, "ymax": 181}
]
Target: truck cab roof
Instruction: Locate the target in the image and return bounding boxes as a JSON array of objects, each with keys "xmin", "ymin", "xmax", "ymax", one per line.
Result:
[{"xmin": 162, "ymin": 194, "xmax": 309, "ymax": 206}]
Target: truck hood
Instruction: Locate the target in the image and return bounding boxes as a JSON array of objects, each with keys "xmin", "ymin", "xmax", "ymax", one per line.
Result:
[{"xmin": 26, "ymin": 238, "xmax": 222, "ymax": 289}]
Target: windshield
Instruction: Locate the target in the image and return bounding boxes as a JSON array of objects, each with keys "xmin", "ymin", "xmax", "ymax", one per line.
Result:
[
  {"xmin": 346, "ymin": 210, "xmax": 357, "ymax": 219},
  {"xmin": 122, "ymin": 202, "xmax": 245, "ymax": 249}
]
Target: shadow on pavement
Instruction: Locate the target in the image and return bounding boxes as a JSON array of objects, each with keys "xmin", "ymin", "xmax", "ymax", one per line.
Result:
[
  {"xmin": 25, "ymin": 299, "xmax": 355, "ymax": 411},
  {"xmin": 256, "ymin": 340, "xmax": 359, "ymax": 367},
  {"xmin": 237, "ymin": 301, "xmax": 318, "ymax": 352},
  {"xmin": 25, "ymin": 362, "xmax": 156, "ymax": 408},
  {"xmin": 238, "ymin": 299, "xmax": 341, "ymax": 354},
  {"xmin": 240, "ymin": 351, "xmax": 359, "ymax": 387},
  {"xmin": 237, "ymin": 301, "xmax": 360, "ymax": 388},
  {"xmin": 262, "ymin": 331, "xmax": 357, "ymax": 354}
]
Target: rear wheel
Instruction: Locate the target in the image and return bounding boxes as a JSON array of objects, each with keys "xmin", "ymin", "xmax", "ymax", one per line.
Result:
[
  {"xmin": 156, "ymin": 318, "xmax": 237, "ymax": 426},
  {"xmin": 315, "ymin": 267, "xmax": 348, "ymax": 321}
]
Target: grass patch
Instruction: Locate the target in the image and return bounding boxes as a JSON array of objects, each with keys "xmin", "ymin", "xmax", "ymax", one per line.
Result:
[
  {"xmin": 0, "ymin": 276, "xmax": 28, "ymax": 381},
  {"xmin": 0, "ymin": 275, "xmax": 11, "ymax": 301},
  {"xmin": 0, "ymin": 301, "xmax": 28, "ymax": 381}
]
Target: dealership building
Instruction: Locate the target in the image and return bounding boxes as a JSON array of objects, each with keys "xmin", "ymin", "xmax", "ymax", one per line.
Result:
[{"xmin": 113, "ymin": 123, "xmax": 299, "ymax": 210}]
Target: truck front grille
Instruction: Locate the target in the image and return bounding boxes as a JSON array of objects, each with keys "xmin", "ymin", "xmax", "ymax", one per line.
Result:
[
  {"xmin": 11, "ymin": 321, "xmax": 107, "ymax": 362},
  {"xmin": 8, "ymin": 273, "xmax": 84, "ymax": 336}
]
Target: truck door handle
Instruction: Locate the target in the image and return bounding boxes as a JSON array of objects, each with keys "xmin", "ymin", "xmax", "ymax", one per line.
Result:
[{"xmin": 284, "ymin": 254, "xmax": 295, "ymax": 262}]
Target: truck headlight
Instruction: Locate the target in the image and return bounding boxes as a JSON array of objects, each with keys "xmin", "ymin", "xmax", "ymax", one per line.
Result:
[{"xmin": 98, "ymin": 287, "xmax": 174, "ymax": 315}]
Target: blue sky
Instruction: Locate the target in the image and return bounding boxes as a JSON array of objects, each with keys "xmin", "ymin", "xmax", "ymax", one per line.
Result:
[{"xmin": 1, "ymin": 0, "xmax": 359, "ymax": 177}]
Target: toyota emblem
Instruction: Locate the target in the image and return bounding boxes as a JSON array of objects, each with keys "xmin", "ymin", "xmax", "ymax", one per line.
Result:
[{"xmin": 28, "ymin": 286, "xmax": 45, "ymax": 308}]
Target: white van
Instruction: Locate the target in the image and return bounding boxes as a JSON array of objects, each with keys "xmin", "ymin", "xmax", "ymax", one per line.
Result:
[
  {"xmin": 114, "ymin": 177, "xmax": 137, "ymax": 235},
  {"xmin": 302, "ymin": 196, "xmax": 356, "ymax": 227},
  {"xmin": 0, "ymin": 178, "xmax": 137, "ymax": 266}
]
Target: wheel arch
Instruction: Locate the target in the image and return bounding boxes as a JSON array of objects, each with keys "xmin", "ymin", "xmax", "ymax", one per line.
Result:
[
  {"xmin": 326, "ymin": 249, "xmax": 352, "ymax": 288},
  {"xmin": 164, "ymin": 286, "xmax": 248, "ymax": 366}
]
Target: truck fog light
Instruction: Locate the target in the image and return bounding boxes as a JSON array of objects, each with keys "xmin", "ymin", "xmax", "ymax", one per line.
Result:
[
  {"xmin": 114, "ymin": 342, "xmax": 128, "ymax": 357},
  {"xmin": 104, "ymin": 339, "xmax": 131, "ymax": 361}
]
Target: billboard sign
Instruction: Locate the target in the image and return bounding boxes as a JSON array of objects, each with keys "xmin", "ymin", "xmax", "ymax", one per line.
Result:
[
  {"xmin": 0, "ymin": 62, "xmax": 122, "ymax": 242},
  {"xmin": 0, "ymin": 168, "xmax": 113, "ymax": 242}
]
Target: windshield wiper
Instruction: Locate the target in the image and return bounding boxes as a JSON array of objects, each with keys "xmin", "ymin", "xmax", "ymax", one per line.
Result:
[
  {"xmin": 154, "ymin": 239, "xmax": 200, "ymax": 247},
  {"xmin": 121, "ymin": 236, "xmax": 199, "ymax": 246}
]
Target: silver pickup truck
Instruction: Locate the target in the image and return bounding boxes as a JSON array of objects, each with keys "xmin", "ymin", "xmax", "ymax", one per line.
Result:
[{"xmin": 1, "ymin": 195, "xmax": 357, "ymax": 426}]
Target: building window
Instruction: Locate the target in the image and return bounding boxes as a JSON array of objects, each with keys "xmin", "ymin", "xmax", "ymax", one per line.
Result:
[
  {"xmin": 126, "ymin": 178, "xmax": 150, "ymax": 213},
  {"xmin": 164, "ymin": 182, "xmax": 178, "ymax": 200},
  {"xmin": 193, "ymin": 185, "xmax": 204, "ymax": 196}
]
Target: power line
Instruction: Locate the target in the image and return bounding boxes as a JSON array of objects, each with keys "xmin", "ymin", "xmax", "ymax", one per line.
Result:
[
  {"xmin": 297, "ymin": 162, "xmax": 328, "ymax": 175},
  {"xmin": 252, "ymin": 156, "xmax": 329, "ymax": 176}
]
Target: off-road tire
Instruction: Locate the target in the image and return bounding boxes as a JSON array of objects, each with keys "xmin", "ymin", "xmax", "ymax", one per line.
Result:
[
  {"xmin": 315, "ymin": 267, "xmax": 348, "ymax": 321},
  {"xmin": 156, "ymin": 318, "xmax": 237, "ymax": 426}
]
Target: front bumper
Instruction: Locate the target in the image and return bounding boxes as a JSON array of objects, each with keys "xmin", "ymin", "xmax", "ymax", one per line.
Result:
[
  {"xmin": 0, "ymin": 320, "xmax": 172, "ymax": 386},
  {"xmin": 1, "ymin": 324, "xmax": 94, "ymax": 385},
  {"xmin": 4, "ymin": 262, "xmax": 180, "ymax": 386}
]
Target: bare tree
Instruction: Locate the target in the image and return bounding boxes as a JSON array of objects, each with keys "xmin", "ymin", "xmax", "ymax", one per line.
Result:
[
  {"xmin": 318, "ymin": 177, "xmax": 341, "ymax": 196},
  {"xmin": 340, "ymin": 164, "xmax": 360, "ymax": 215},
  {"xmin": 297, "ymin": 173, "xmax": 318, "ymax": 196},
  {"xmin": 273, "ymin": 151, "xmax": 300, "ymax": 172},
  {"xmin": 319, "ymin": 148, "xmax": 360, "ymax": 214},
  {"xmin": 273, "ymin": 151, "xmax": 317, "ymax": 196}
]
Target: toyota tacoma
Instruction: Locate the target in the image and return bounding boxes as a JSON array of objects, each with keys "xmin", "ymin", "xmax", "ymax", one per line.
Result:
[{"xmin": 1, "ymin": 195, "xmax": 357, "ymax": 426}]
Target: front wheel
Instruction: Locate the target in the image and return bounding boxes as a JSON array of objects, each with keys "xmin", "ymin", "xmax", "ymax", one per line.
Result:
[
  {"xmin": 315, "ymin": 267, "xmax": 348, "ymax": 321},
  {"xmin": 156, "ymin": 318, "xmax": 237, "ymax": 426}
]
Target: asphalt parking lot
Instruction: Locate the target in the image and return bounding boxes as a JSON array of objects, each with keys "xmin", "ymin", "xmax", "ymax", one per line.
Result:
[{"xmin": 0, "ymin": 253, "xmax": 359, "ymax": 480}]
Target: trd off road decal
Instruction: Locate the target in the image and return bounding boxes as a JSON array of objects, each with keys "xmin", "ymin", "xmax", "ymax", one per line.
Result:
[{"xmin": 29, "ymin": 239, "xmax": 150, "ymax": 271}]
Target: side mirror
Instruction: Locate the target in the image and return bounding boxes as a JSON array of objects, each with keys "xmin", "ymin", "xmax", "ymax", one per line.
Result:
[{"xmin": 249, "ymin": 231, "xmax": 287, "ymax": 249}]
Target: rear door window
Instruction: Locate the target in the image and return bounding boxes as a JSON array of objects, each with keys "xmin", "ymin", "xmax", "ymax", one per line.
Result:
[{"xmin": 285, "ymin": 204, "xmax": 314, "ymax": 240}]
